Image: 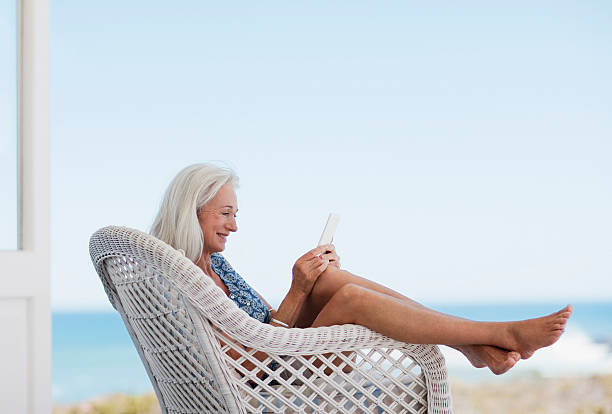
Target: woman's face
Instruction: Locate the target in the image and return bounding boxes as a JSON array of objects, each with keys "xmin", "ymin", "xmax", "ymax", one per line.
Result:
[{"xmin": 198, "ymin": 183, "xmax": 238, "ymax": 255}]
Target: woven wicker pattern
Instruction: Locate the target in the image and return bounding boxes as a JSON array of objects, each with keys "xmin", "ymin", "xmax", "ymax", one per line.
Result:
[{"xmin": 90, "ymin": 226, "xmax": 453, "ymax": 414}]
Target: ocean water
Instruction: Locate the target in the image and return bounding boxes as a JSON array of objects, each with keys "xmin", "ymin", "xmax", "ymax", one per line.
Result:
[{"xmin": 52, "ymin": 302, "xmax": 612, "ymax": 403}]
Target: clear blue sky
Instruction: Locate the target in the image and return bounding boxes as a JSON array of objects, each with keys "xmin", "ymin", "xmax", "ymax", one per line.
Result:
[{"xmin": 48, "ymin": 1, "xmax": 611, "ymax": 310}]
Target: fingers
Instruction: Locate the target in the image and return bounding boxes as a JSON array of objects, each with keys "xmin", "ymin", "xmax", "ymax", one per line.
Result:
[
  {"xmin": 296, "ymin": 245, "xmax": 332, "ymax": 267},
  {"xmin": 320, "ymin": 252, "xmax": 339, "ymax": 267},
  {"xmin": 309, "ymin": 244, "xmax": 333, "ymax": 258},
  {"xmin": 293, "ymin": 244, "xmax": 336, "ymax": 287},
  {"xmin": 320, "ymin": 251, "xmax": 338, "ymax": 261},
  {"xmin": 320, "ymin": 244, "xmax": 340, "ymax": 268},
  {"xmin": 304, "ymin": 255, "xmax": 324, "ymax": 270},
  {"xmin": 300, "ymin": 244, "xmax": 336, "ymax": 259},
  {"xmin": 314, "ymin": 255, "xmax": 330, "ymax": 273},
  {"xmin": 295, "ymin": 248, "xmax": 329, "ymax": 274}
]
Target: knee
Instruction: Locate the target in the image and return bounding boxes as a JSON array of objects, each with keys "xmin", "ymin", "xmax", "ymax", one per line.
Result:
[{"xmin": 331, "ymin": 283, "xmax": 367, "ymax": 309}]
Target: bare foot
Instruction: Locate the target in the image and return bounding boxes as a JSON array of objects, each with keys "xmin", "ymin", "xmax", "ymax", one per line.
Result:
[
  {"xmin": 453, "ymin": 345, "xmax": 521, "ymax": 375},
  {"xmin": 506, "ymin": 305, "xmax": 572, "ymax": 359}
]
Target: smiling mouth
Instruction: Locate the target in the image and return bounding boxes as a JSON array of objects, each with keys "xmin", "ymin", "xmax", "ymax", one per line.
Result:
[{"xmin": 217, "ymin": 233, "xmax": 228, "ymax": 240}]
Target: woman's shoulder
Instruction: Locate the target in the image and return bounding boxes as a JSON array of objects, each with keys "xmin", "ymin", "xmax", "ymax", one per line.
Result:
[
  {"xmin": 210, "ymin": 253, "xmax": 241, "ymax": 277},
  {"xmin": 210, "ymin": 252, "xmax": 226, "ymax": 268},
  {"xmin": 211, "ymin": 252, "xmax": 225, "ymax": 261}
]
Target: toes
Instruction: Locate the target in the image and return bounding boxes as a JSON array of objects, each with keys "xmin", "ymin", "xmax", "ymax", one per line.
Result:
[
  {"xmin": 484, "ymin": 349, "xmax": 521, "ymax": 375},
  {"xmin": 554, "ymin": 305, "xmax": 572, "ymax": 317},
  {"xmin": 490, "ymin": 355, "xmax": 519, "ymax": 375}
]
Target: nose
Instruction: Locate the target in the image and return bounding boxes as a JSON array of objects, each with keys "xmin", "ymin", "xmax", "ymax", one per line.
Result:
[{"xmin": 227, "ymin": 216, "xmax": 237, "ymax": 232}]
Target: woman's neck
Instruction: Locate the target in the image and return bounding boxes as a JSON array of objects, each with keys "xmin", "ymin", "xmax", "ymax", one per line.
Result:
[{"xmin": 197, "ymin": 252, "xmax": 214, "ymax": 277}]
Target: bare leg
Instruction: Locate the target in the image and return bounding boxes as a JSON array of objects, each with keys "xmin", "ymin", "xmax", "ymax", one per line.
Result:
[
  {"xmin": 311, "ymin": 284, "xmax": 571, "ymax": 356},
  {"xmin": 297, "ymin": 266, "xmax": 469, "ymax": 326},
  {"xmin": 296, "ymin": 267, "xmax": 522, "ymax": 374},
  {"xmin": 301, "ymin": 269, "xmax": 571, "ymax": 367}
]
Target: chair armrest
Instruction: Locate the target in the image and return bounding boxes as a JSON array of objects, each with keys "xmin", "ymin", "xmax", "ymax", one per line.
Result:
[
  {"xmin": 204, "ymin": 319, "xmax": 452, "ymax": 414},
  {"xmin": 167, "ymin": 237, "xmax": 452, "ymax": 412}
]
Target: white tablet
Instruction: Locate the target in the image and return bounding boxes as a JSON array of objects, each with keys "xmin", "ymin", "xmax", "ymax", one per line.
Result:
[{"xmin": 318, "ymin": 213, "xmax": 340, "ymax": 246}]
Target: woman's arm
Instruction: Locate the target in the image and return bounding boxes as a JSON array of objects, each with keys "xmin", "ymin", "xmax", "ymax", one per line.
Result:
[
  {"xmin": 269, "ymin": 290, "xmax": 307, "ymax": 327},
  {"xmin": 254, "ymin": 289, "xmax": 305, "ymax": 328},
  {"xmin": 265, "ymin": 244, "xmax": 332, "ymax": 327},
  {"xmin": 222, "ymin": 244, "xmax": 350, "ymax": 377}
]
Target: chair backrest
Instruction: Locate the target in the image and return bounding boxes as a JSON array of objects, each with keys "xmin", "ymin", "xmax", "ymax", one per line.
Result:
[{"xmin": 90, "ymin": 226, "xmax": 244, "ymax": 413}]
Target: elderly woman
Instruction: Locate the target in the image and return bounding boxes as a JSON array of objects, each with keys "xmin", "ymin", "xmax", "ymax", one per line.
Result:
[{"xmin": 151, "ymin": 163, "xmax": 571, "ymax": 375}]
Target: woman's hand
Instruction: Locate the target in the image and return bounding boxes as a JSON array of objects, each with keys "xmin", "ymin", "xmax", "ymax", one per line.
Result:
[
  {"xmin": 291, "ymin": 245, "xmax": 332, "ymax": 295},
  {"xmin": 321, "ymin": 244, "xmax": 340, "ymax": 269}
]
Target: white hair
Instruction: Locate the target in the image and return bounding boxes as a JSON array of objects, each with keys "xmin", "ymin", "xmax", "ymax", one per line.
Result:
[{"xmin": 150, "ymin": 163, "xmax": 239, "ymax": 263}]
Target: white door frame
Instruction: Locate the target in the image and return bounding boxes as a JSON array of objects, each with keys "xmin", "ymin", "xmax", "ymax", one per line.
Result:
[{"xmin": 0, "ymin": 0, "xmax": 50, "ymax": 412}]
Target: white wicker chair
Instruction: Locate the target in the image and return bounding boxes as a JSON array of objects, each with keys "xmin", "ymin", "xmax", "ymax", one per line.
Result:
[{"xmin": 90, "ymin": 226, "xmax": 453, "ymax": 414}]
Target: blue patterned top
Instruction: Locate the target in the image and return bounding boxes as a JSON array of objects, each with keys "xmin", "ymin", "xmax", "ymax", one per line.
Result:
[{"xmin": 210, "ymin": 253, "xmax": 271, "ymax": 324}]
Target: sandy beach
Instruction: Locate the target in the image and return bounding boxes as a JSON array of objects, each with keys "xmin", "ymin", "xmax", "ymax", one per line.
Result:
[
  {"xmin": 451, "ymin": 374, "xmax": 612, "ymax": 414},
  {"xmin": 53, "ymin": 374, "xmax": 612, "ymax": 414}
]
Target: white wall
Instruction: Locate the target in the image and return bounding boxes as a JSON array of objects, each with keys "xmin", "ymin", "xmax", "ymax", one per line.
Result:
[{"xmin": 0, "ymin": 0, "xmax": 50, "ymax": 412}]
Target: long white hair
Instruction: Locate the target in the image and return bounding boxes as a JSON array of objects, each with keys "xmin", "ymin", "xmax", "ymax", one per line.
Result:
[{"xmin": 150, "ymin": 163, "xmax": 239, "ymax": 263}]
